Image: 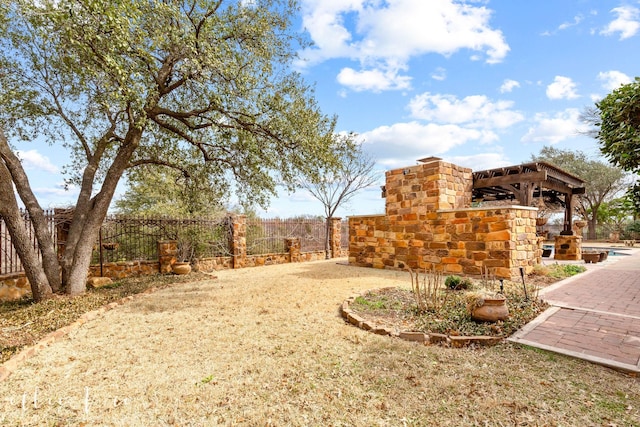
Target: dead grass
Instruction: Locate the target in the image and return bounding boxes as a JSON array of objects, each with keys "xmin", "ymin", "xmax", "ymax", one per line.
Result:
[{"xmin": 0, "ymin": 260, "xmax": 638, "ymax": 426}]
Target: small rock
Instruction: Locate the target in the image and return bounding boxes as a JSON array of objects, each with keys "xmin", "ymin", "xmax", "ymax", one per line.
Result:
[{"xmin": 87, "ymin": 277, "xmax": 113, "ymax": 288}]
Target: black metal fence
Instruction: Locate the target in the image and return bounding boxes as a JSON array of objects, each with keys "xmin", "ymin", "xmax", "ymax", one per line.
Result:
[
  {"xmin": 246, "ymin": 217, "xmax": 326, "ymax": 255},
  {"xmin": 1, "ymin": 213, "xmax": 344, "ymax": 276},
  {"xmin": 92, "ymin": 215, "xmax": 232, "ymax": 264},
  {"xmin": 0, "ymin": 209, "xmax": 56, "ymax": 276}
]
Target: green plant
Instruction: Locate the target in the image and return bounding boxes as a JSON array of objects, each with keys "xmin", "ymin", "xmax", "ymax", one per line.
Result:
[
  {"xmin": 547, "ymin": 263, "xmax": 586, "ymax": 279},
  {"xmin": 408, "ymin": 267, "xmax": 448, "ymax": 314},
  {"xmin": 354, "ymin": 295, "xmax": 389, "ymax": 310},
  {"xmin": 445, "ymin": 275, "xmax": 471, "ymax": 290}
]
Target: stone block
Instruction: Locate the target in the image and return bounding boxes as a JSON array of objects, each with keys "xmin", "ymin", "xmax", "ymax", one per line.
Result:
[
  {"xmin": 444, "ymin": 264, "xmax": 463, "ymax": 273},
  {"xmin": 87, "ymin": 277, "xmax": 113, "ymax": 289},
  {"xmin": 428, "ymin": 333, "xmax": 449, "ymax": 345},
  {"xmin": 484, "ymin": 230, "xmax": 511, "ymax": 241},
  {"xmin": 399, "ymin": 331, "xmax": 427, "ymax": 342}
]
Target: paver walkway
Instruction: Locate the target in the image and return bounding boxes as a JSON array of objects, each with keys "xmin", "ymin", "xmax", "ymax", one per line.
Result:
[{"xmin": 509, "ymin": 247, "xmax": 640, "ymax": 373}]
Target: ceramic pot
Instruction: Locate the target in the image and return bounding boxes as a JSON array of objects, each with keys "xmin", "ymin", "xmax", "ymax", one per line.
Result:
[
  {"xmin": 582, "ymin": 252, "xmax": 599, "ymax": 263},
  {"xmin": 172, "ymin": 262, "xmax": 192, "ymax": 275},
  {"xmin": 471, "ymin": 297, "xmax": 509, "ymax": 322}
]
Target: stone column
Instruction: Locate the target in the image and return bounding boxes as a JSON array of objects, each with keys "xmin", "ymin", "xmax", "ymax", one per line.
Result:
[
  {"xmin": 286, "ymin": 237, "xmax": 300, "ymax": 263},
  {"xmin": 158, "ymin": 240, "xmax": 177, "ymax": 273},
  {"xmin": 230, "ymin": 214, "xmax": 246, "ymax": 269},
  {"xmin": 554, "ymin": 235, "xmax": 582, "ymax": 261},
  {"xmin": 330, "ymin": 217, "xmax": 342, "ymax": 258}
]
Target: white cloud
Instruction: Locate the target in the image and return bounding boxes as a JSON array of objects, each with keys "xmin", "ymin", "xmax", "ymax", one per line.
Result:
[
  {"xmin": 361, "ymin": 121, "xmax": 497, "ymax": 166},
  {"xmin": 408, "ymin": 93, "xmax": 524, "ymax": 129},
  {"xmin": 521, "ymin": 108, "xmax": 589, "ymax": 144},
  {"xmin": 336, "ymin": 67, "xmax": 411, "ymax": 92},
  {"xmin": 601, "ymin": 6, "xmax": 640, "ymax": 40},
  {"xmin": 558, "ymin": 15, "xmax": 583, "ymax": 31},
  {"xmin": 15, "ymin": 150, "xmax": 59, "ymax": 173},
  {"xmin": 500, "ymin": 79, "xmax": 520, "ymax": 93},
  {"xmin": 597, "ymin": 70, "xmax": 632, "ymax": 91},
  {"xmin": 546, "ymin": 76, "xmax": 579, "ymax": 100},
  {"xmin": 299, "ymin": 0, "xmax": 509, "ymax": 91},
  {"xmin": 448, "ymin": 152, "xmax": 511, "ymax": 171},
  {"xmin": 431, "ymin": 67, "xmax": 447, "ymax": 81}
]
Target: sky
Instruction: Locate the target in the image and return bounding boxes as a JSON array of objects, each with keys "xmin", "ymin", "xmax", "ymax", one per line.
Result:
[{"xmin": 13, "ymin": 0, "xmax": 640, "ymax": 218}]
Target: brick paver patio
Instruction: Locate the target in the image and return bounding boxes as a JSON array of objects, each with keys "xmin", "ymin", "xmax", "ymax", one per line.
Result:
[{"xmin": 509, "ymin": 247, "xmax": 640, "ymax": 373}]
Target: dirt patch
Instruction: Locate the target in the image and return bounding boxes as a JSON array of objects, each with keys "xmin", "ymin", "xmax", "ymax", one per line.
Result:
[{"xmin": 1, "ymin": 260, "xmax": 638, "ymax": 426}]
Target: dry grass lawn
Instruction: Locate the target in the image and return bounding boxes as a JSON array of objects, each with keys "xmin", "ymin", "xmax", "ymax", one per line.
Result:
[{"xmin": 1, "ymin": 259, "xmax": 638, "ymax": 426}]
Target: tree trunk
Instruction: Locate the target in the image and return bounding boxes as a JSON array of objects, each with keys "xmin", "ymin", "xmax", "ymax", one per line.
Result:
[
  {"xmin": 60, "ymin": 127, "xmax": 143, "ymax": 295},
  {"xmin": 588, "ymin": 218, "xmax": 597, "ymax": 240},
  {"xmin": 0, "ymin": 162, "xmax": 52, "ymax": 301},
  {"xmin": 0, "ymin": 130, "xmax": 61, "ymax": 292},
  {"xmin": 324, "ymin": 217, "xmax": 331, "ymax": 259}
]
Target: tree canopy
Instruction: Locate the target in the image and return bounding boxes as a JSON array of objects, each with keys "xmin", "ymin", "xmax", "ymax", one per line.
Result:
[
  {"xmin": 595, "ymin": 77, "xmax": 640, "ymax": 173},
  {"xmin": 114, "ymin": 165, "xmax": 227, "ymax": 217},
  {"xmin": 531, "ymin": 146, "xmax": 628, "ymax": 239},
  {"xmin": 0, "ymin": 0, "xmax": 342, "ymax": 300},
  {"xmin": 594, "ymin": 77, "xmax": 640, "ymax": 215}
]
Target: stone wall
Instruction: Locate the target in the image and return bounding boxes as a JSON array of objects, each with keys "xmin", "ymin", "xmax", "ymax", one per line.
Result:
[
  {"xmin": 349, "ymin": 207, "xmax": 539, "ymax": 279},
  {"xmin": 349, "ymin": 159, "xmax": 541, "ymax": 280}
]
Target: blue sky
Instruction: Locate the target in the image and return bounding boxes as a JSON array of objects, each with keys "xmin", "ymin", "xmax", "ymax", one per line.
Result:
[{"xmin": 14, "ymin": 0, "xmax": 640, "ymax": 217}]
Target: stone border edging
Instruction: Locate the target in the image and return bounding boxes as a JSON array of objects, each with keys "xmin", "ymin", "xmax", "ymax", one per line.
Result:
[{"xmin": 340, "ymin": 287, "xmax": 503, "ymax": 348}]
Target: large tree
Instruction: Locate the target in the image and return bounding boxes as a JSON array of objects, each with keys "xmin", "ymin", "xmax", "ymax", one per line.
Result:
[
  {"xmin": 593, "ymin": 77, "xmax": 640, "ymax": 214},
  {"xmin": 115, "ymin": 165, "xmax": 227, "ymax": 217},
  {"xmin": 298, "ymin": 133, "xmax": 378, "ymax": 258},
  {"xmin": 532, "ymin": 146, "xmax": 628, "ymax": 239},
  {"xmin": 0, "ymin": 0, "xmax": 340, "ymax": 300}
]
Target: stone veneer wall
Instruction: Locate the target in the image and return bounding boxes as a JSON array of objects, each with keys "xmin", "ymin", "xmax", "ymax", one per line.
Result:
[
  {"xmin": 0, "ymin": 215, "xmax": 343, "ymax": 301},
  {"xmin": 349, "ymin": 207, "xmax": 539, "ymax": 279},
  {"xmin": 554, "ymin": 235, "xmax": 582, "ymax": 260},
  {"xmin": 349, "ymin": 159, "xmax": 541, "ymax": 280}
]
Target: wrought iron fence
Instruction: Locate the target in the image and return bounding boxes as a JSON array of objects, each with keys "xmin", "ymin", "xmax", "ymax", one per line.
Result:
[
  {"xmin": 92, "ymin": 215, "xmax": 232, "ymax": 264},
  {"xmin": 246, "ymin": 217, "xmax": 326, "ymax": 255},
  {"xmin": 1, "ymin": 213, "xmax": 345, "ymax": 276},
  {"xmin": 0, "ymin": 209, "xmax": 56, "ymax": 275},
  {"xmin": 340, "ymin": 219, "xmax": 349, "ymax": 249}
]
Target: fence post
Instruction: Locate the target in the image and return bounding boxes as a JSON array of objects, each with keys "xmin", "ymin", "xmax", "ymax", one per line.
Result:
[
  {"xmin": 330, "ymin": 217, "xmax": 342, "ymax": 259},
  {"xmin": 230, "ymin": 214, "xmax": 246, "ymax": 269},
  {"xmin": 285, "ymin": 237, "xmax": 300, "ymax": 263},
  {"xmin": 158, "ymin": 240, "xmax": 177, "ymax": 273}
]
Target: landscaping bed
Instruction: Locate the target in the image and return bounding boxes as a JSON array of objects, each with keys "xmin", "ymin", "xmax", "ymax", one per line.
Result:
[{"xmin": 346, "ymin": 264, "xmax": 585, "ymax": 343}]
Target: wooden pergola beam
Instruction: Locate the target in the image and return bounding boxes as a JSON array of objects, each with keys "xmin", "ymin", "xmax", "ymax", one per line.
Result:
[{"xmin": 473, "ymin": 171, "xmax": 548, "ymax": 189}]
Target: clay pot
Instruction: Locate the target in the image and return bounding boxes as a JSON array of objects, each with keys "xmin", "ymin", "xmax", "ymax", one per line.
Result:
[
  {"xmin": 536, "ymin": 217, "xmax": 548, "ymax": 226},
  {"xmin": 471, "ymin": 297, "xmax": 509, "ymax": 322},
  {"xmin": 582, "ymin": 252, "xmax": 600, "ymax": 263},
  {"xmin": 172, "ymin": 262, "xmax": 192, "ymax": 275}
]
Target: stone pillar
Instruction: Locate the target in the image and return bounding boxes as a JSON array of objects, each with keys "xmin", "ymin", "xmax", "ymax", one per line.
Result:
[
  {"xmin": 158, "ymin": 240, "xmax": 177, "ymax": 273},
  {"xmin": 230, "ymin": 214, "xmax": 246, "ymax": 269},
  {"xmin": 554, "ymin": 235, "xmax": 582, "ymax": 261},
  {"xmin": 330, "ymin": 217, "xmax": 342, "ymax": 258},
  {"xmin": 286, "ymin": 237, "xmax": 300, "ymax": 263}
]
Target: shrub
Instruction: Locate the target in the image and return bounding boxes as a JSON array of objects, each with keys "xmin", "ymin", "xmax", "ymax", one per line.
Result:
[
  {"xmin": 445, "ymin": 275, "xmax": 472, "ymax": 290},
  {"xmin": 408, "ymin": 267, "xmax": 448, "ymax": 314}
]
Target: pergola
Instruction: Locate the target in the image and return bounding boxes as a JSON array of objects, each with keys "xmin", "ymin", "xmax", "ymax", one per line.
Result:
[{"xmin": 472, "ymin": 162, "xmax": 586, "ymax": 234}]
